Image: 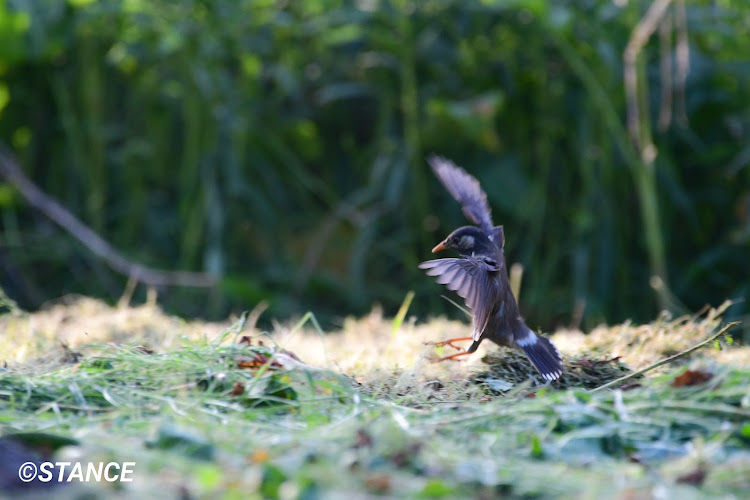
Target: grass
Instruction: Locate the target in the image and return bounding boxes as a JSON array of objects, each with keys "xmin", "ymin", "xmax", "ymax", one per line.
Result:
[{"xmin": 0, "ymin": 297, "xmax": 748, "ymax": 498}]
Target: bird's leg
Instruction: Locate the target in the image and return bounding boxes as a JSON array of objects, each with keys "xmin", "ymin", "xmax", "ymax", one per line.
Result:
[
  {"xmin": 433, "ymin": 351, "xmax": 473, "ymax": 362},
  {"xmin": 424, "ymin": 336, "xmax": 473, "ymax": 351}
]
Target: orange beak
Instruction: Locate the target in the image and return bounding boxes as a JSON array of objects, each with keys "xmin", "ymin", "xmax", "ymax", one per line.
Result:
[{"xmin": 431, "ymin": 240, "xmax": 447, "ymax": 253}]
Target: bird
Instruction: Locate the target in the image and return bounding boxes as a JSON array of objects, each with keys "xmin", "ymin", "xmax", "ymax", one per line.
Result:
[{"xmin": 419, "ymin": 155, "xmax": 563, "ymax": 381}]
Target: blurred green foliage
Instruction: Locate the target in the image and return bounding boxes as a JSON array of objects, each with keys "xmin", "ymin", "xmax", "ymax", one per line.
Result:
[{"xmin": 0, "ymin": 0, "xmax": 748, "ymax": 331}]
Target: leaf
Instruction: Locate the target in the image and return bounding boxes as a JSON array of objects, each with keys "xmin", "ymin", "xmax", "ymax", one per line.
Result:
[
  {"xmin": 80, "ymin": 359, "xmax": 114, "ymax": 371},
  {"xmin": 2, "ymin": 433, "xmax": 78, "ymax": 455},
  {"xmin": 671, "ymin": 370, "xmax": 713, "ymax": 388},
  {"xmin": 354, "ymin": 429, "xmax": 373, "ymax": 448},
  {"xmin": 530, "ymin": 434, "xmax": 544, "ymax": 459},
  {"xmin": 195, "ymin": 464, "xmax": 223, "ymax": 490},
  {"xmin": 388, "ymin": 442, "xmax": 422, "ymax": 469},
  {"xmin": 146, "ymin": 426, "xmax": 214, "ymax": 461},
  {"xmin": 418, "ymin": 478, "xmax": 456, "ymax": 498},
  {"xmin": 260, "ymin": 465, "xmax": 286, "ymax": 499},
  {"xmin": 391, "ymin": 290, "xmax": 415, "ymax": 336},
  {"xmin": 235, "ymin": 353, "xmax": 283, "ymax": 371},
  {"xmin": 250, "ymin": 449, "xmax": 270, "ymax": 464},
  {"xmin": 242, "ymin": 374, "xmax": 298, "ymax": 408},
  {"xmin": 264, "ymin": 374, "xmax": 298, "ymax": 401},
  {"xmin": 484, "ymin": 377, "xmax": 514, "ymax": 392},
  {"xmin": 573, "ymin": 390, "xmax": 592, "ymax": 403},
  {"xmin": 364, "ymin": 474, "xmax": 391, "ymax": 494},
  {"xmin": 230, "ymin": 381, "xmax": 245, "ymax": 396},
  {"xmin": 676, "ymin": 468, "xmax": 707, "ymax": 486}
]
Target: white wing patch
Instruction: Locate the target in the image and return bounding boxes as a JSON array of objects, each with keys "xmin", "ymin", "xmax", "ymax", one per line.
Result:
[{"xmin": 516, "ymin": 332, "xmax": 538, "ymax": 347}]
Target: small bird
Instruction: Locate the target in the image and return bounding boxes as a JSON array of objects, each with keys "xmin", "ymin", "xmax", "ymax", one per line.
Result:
[{"xmin": 419, "ymin": 156, "xmax": 563, "ymax": 381}]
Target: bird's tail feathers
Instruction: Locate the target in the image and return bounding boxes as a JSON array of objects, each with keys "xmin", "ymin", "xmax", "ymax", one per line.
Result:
[{"xmin": 518, "ymin": 332, "xmax": 563, "ymax": 381}]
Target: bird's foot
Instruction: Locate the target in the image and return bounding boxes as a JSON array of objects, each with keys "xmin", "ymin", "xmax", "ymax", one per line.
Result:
[
  {"xmin": 430, "ymin": 351, "xmax": 473, "ymax": 363},
  {"xmin": 424, "ymin": 336, "xmax": 473, "ymax": 351}
]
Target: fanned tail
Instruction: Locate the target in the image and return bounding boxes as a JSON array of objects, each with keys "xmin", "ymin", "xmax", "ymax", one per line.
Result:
[{"xmin": 518, "ymin": 333, "xmax": 563, "ymax": 381}]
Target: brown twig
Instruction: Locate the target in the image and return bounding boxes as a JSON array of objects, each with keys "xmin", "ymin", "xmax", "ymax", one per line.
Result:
[
  {"xmin": 657, "ymin": 8, "xmax": 673, "ymax": 131},
  {"xmin": 0, "ymin": 145, "xmax": 216, "ymax": 288},
  {"xmin": 623, "ymin": 0, "xmax": 673, "ymax": 158},
  {"xmin": 117, "ymin": 275, "xmax": 139, "ymax": 308},
  {"xmin": 590, "ymin": 321, "xmax": 740, "ymax": 393}
]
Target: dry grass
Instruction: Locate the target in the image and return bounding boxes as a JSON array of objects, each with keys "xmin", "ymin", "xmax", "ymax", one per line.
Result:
[
  {"xmin": 0, "ymin": 295, "xmax": 224, "ymax": 363},
  {"xmin": 1, "ymin": 296, "xmax": 745, "ymax": 398}
]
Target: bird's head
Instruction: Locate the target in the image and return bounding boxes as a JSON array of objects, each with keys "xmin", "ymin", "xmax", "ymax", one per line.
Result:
[{"xmin": 431, "ymin": 226, "xmax": 496, "ymax": 256}]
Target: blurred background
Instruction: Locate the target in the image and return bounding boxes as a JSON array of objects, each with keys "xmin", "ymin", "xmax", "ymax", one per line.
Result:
[{"xmin": 0, "ymin": 0, "xmax": 748, "ymax": 336}]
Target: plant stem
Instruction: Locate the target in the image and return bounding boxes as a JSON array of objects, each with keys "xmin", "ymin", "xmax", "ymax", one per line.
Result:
[{"xmin": 590, "ymin": 321, "xmax": 739, "ymax": 392}]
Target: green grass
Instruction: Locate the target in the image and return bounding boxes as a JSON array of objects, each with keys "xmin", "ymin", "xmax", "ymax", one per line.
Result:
[{"xmin": 1, "ymin": 300, "xmax": 749, "ymax": 498}]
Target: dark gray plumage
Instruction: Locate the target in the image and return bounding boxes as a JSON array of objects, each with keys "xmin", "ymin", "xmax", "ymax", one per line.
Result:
[{"xmin": 420, "ymin": 156, "xmax": 563, "ymax": 381}]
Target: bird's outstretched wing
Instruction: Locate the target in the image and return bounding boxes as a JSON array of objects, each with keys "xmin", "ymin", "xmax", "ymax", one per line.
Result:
[
  {"xmin": 419, "ymin": 257, "xmax": 500, "ymax": 339},
  {"xmin": 427, "ymin": 155, "xmax": 494, "ymax": 233}
]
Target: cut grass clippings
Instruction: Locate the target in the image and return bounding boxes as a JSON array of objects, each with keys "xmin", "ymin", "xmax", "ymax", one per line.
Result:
[{"xmin": 0, "ymin": 297, "xmax": 748, "ymax": 498}]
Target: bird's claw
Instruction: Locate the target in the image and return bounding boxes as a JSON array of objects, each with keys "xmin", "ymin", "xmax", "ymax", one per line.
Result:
[
  {"xmin": 424, "ymin": 340, "xmax": 462, "ymax": 351},
  {"xmin": 423, "ymin": 336, "xmax": 473, "ymax": 351},
  {"xmin": 429, "ymin": 351, "xmax": 472, "ymax": 363}
]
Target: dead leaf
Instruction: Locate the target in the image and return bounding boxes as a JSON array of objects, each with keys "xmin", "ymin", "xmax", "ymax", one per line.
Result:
[
  {"xmin": 354, "ymin": 429, "xmax": 372, "ymax": 448},
  {"xmin": 249, "ymin": 448, "xmax": 270, "ymax": 464},
  {"xmin": 235, "ymin": 354, "xmax": 283, "ymax": 371},
  {"xmin": 230, "ymin": 381, "xmax": 245, "ymax": 396},
  {"xmin": 60, "ymin": 349, "xmax": 82, "ymax": 364},
  {"xmin": 676, "ymin": 468, "xmax": 706, "ymax": 486},
  {"xmin": 389, "ymin": 443, "xmax": 421, "ymax": 468},
  {"xmin": 364, "ymin": 474, "xmax": 391, "ymax": 494},
  {"xmin": 59, "ymin": 341, "xmax": 82, "ymax": 363},
  {"xmin": 671, "ymin": 370, "xmax": 713, "ymax": 388}
]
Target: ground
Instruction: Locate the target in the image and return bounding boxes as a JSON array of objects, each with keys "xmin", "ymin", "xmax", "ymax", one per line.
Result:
[{"xmin": 0, "ymin": 296, "xmax": 748, "ymax": 499}]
